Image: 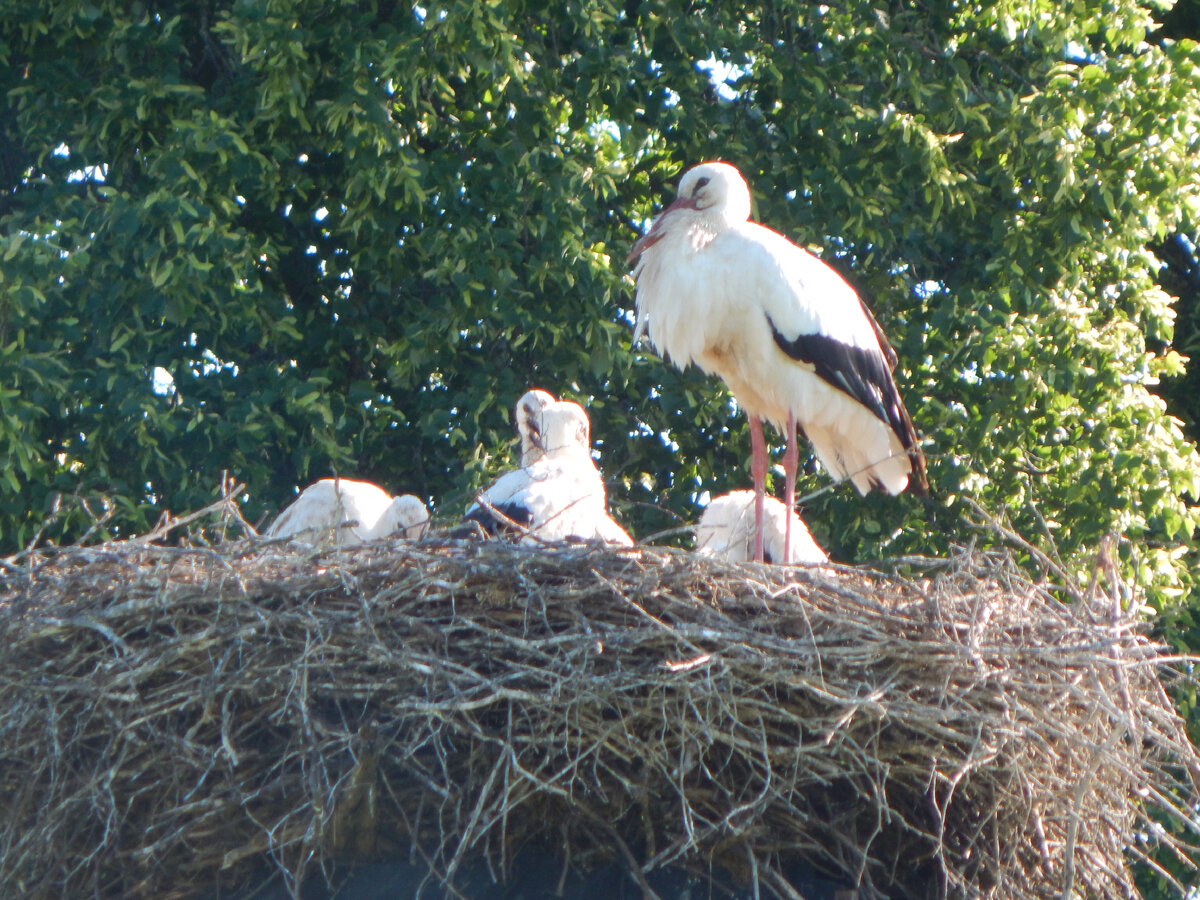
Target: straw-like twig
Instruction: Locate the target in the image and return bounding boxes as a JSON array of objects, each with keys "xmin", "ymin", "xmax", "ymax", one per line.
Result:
[{"xmin": 0, "ymin": 535, "xmax": 1196, "ymax": 900}]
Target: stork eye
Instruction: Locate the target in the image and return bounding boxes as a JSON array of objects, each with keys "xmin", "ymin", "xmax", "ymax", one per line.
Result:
[{"xmin": 694, "ymin": 176, "xmax": 711, "ymax": 193}]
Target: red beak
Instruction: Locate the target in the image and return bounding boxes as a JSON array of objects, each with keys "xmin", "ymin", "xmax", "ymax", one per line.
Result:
[{"xmin": 628, "ymin": 194, "xmax": 697, "ymax": 267}]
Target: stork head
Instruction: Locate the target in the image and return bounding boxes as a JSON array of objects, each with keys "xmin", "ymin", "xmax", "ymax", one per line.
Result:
[
  {"xmin": 629, "ymin": 161, "xmax": 752, "ymax": 267},
  {"xmin": 695, "ymin": 491, "xmax": 827, "ymax": 566},
  {"xmin": 676, "ymin": 162, "xmax": 752, "ymax": 224},
  {"xmin": 695, "ymin": 491, "xmax": 757, "ymax": 561},
  {"xmin": 376, "ymin": 494, "xmax": 430, "ymax": 540},
  {"xmin": 515, "ymin": 389, "xmax": 557, "ymax": 467},
  {"xmin": 537, "ymin": 401, "xmax": 591, "ymax": 460}
]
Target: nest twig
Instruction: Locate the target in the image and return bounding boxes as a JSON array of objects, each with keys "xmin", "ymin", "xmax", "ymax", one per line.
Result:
[{"xmin": 0, "ymin": 536, "xmax": 1195, "ymax": 899}]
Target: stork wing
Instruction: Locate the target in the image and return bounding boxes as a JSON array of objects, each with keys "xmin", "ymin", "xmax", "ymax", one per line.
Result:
[
  {"xmin": 736, "ymin": 225, "xmax": 928, "ymax": 493},
  {"xmin": 858, "ymin": 294, "xmax": 899, "ymax": 371},
  {"xmin": 768, "ymin": 318, "xmax": 928, "ymax": 493},
  {"xmin": 767, "ymin": 320, "xmax": 895, "ymax": 428}
]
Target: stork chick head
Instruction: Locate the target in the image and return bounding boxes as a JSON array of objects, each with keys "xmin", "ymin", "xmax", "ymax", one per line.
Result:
[
  {"xmin": 536, "ymin": 401, "xmax": 591, "ymax": 460},
  {"xmin": 375, "ymin": 494, "xmax": 430, "ymax": 540},
  {"xmin": 696, "ymin": 490, "xmax": 827, "ymax": 566},
  {"xmin": 516, "ymin": 389, "xmax": 557, "ymax": 467}
]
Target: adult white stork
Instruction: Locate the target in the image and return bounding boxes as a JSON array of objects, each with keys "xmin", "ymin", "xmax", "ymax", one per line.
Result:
[
  {"xmin": 629, "ymin": 161, "xmax": 927, "ymax": 562},
  {"xmin": 466, "ymin": 398, "xmax": 633, "ymax": 546},
  {"xmin": 266, "ymin": 478, "xmax": 429, "ymax": 547},
  {"xmin": 696, "ymin": 490, "xmax": 827, "ymax": 566}
]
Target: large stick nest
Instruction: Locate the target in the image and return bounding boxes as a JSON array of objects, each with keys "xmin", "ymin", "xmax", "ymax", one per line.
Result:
[{"xmin": 0, "ymin": 536, "xmax": 1196, "ymax": 899}]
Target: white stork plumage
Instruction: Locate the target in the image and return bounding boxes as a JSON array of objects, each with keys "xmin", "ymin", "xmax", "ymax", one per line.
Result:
[
  {"xmin": 629, "ymin": 161, "xmax": 927, "ymax": 562},
  {"xmin": 466, "ymin": 397, "xmax": 633, "ymax": 547},
  {"xmin": 266, "ymin": 478, "xmax": 429, "ymax": 547},
  {"xmin": 515, "ymin": 388, "xmax": 558, "ymax": 467},
  {"xmin": 696, "ymin": 490, "xmax": 827, "ymax": 566}
]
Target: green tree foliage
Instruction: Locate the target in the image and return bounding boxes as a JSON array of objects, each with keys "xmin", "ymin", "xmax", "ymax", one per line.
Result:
[
  {"xmin": 4, "ymin": 0, "xmax": 1200, "ymax": 891},
  {"xmin": 1154, "ymin": 0, "xmax": 1200, "ymax": 476},
  {"xmin": 2, "ymin": 1, "xmax": 1198, "ymax": 589}
]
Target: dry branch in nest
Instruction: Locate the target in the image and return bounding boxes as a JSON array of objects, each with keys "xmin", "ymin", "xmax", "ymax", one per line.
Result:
[{"xmin": 0, "ymin": 535, "xmax": 1197, "ymax": 899}]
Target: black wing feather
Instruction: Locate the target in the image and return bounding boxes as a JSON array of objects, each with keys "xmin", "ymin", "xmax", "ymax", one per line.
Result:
[
  {"xmin": 767, "ymin": 315, "xmax": 929, "ymax": 493},
  {"xmin": 462, "ymin": 502, "xmax": 534, "ymax": 537}
]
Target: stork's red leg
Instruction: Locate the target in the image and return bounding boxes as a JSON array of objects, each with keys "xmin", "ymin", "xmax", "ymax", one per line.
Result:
[
  {"xmin": 782, "ymin": 411, "xmax": 799, "ymax": 564},
  {"xmin": 748, "ymin": 415, "xmax": 767, "ymax": 563}
]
